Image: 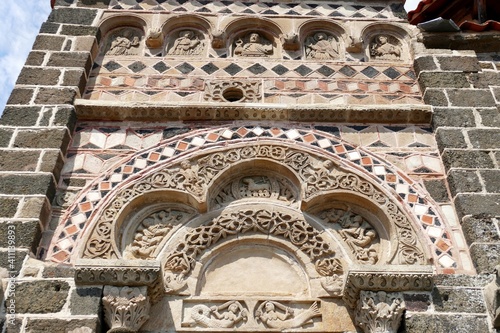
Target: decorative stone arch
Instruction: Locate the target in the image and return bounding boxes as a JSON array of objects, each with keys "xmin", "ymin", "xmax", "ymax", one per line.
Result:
[
  {"xmin": 361, "ymin": 23, "xmax": 411, "ymax": 62},
  {"xmin": 297, "ymin": 20, "xmax": 348, "ymax": 60},
  {"xmin": 98, "ymin": 14, "xmax": 147, "ymax": 57}
]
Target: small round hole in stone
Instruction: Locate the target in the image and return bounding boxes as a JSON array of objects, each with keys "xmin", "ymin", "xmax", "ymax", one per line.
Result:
[{"xmin": 223, "ymin": 87, "xmax": 244, "ymax": 102}]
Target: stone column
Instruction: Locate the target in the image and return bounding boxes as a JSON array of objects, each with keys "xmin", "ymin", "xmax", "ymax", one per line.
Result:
[
  {"xmin": 102, "ymin": 286, "xmax": 151, "ymax": 333},
  {"xmin": 355, "ymin": 291, "xmax": 405, "ymax": 333}
]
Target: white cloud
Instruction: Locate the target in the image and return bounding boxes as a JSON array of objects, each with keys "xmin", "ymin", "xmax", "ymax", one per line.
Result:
[
  {"xmin": 0, "ymin": 1, "xmax": 51, "ymax": 114},
  {"xmin": 404, "ymin": 0, "xmax": 422, "ymax": 12}
]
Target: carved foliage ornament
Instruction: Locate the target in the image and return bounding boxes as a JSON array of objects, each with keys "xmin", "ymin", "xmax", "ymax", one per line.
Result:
[
  {"xmin": 82, "ymin": 145, "xmax": 424, "ymax": 268},
  {"xmin": 355, "ymin": 291, "xmax": 405, "ymax": 333},
  {"xmin": 204, "ymin": 80, "xmax": 262, "ymax": 103},
  {"xmin": 103, "ymin": 286, "xmax": 150, "ymax": 332}
]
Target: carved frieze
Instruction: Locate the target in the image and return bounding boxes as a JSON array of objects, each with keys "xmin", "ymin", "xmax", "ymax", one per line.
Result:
[
  {"xmin": 105, "ymin": 28, "xmax": 142, "ymax": 56},
  {"xmin": 234, "ymin": 32, "xmax": 273, "ymax": 57},
  {"xmin": 355, "ymin": 291, "xmax": 405, "ymax": 333},
  {"xmin": 182, "ymin": 301, "xmax": 248, "ymax": 328},
  {"xmin": 75, "ymin": 265, "xmax": 160, "ymax": 286},
  {"xmin": 256, "ymin": 301, "xmax": 321, "ymax": 329},
  {"xmin": 305, "ymin": 32, "xmax": 339, "ymax": 60},
  {"xmin": 167, "ymin": 29, "xmax": 205, "ymax": 56},
  {"xmin": 103, "ymin": 286, "xmax": 150, "ymax": 332},
  {"xmin": 211, "ymin": 174, "xmax": 298, "ymax": 208},
  {"xmin": 369, "ymin": 35, "xmax": 402, "ymax": 61},
  {"xmin": 320, "ymin": 207, "xmax": 379, "ymax": 264}
]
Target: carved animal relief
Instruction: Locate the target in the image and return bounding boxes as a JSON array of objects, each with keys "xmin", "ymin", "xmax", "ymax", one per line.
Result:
[
  {"xmin": 183, "ymin": 301, "xmax": 248, "ymax": 328},
  {"xmin": 256, "ymin": 301, "xmax": 321, "ymax": 329}
]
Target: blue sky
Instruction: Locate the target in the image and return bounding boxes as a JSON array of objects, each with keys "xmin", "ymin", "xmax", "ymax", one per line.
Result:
[{"xmin": 0, "ymin": 0, "xmax": 421, "ymax": 115}]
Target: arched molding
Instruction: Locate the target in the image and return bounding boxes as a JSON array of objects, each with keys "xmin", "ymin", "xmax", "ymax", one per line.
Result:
[{"xmin": 98, "ymin": 14, "xmax": 148, "ymax": 36}]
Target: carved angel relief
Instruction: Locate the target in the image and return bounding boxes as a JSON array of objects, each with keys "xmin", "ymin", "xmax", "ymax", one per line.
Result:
[
  {"xmin": 211, "ymin": 175, "xmax": 298, "ymax": 208},
  {"xmin": 305, "ymin": 32, "xmax": 339, "ymax": 60},
  {"xmin": 106, "ymin": 28, "xmax": 142, "ymax": 56},
  {"xmin": 369, "ymin": 35, "xmax": 402, "ymax": 61},
  {"xmin": 320, "ymin": 207, "xmax": 379, "ymax": 264}
]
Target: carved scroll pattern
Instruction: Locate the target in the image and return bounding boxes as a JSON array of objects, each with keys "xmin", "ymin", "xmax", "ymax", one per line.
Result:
[
  {"xmin": 102, "ymin": 286, "xmax": 150, "ymax": 332},
  {"xmin": 211, "ymin": 175, "xmax": 298, "ymax": 209},
  {"xmin": 82, "ymin": 145, "xmax": 424, "ymax": 266},
  {"xmin": 124, "ymin": 209, "xmax": 189, "ymax": 260},
  {"xmin": 164, "ymin": 208, "xmax": 337, "ymax": 278},
  {"xmin": 320, "ymin": 208, "xmax": 379, "ymax": 264},
  {"xmin": 355, "ymin": 291, "xmax": 405, "ymax": 333}
]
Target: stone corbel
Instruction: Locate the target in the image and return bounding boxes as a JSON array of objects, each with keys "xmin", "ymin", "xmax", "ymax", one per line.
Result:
[
  {"xmin": 146, "ymin": 27, "xmax": 164, "ymax": 49},
  {"xmin": 211, "ymin": 29, "xmax": 226, "ymax": 49},
  {"xmin": 355, "ymin": 290, "xmax": 405, "ymax": 333},
  {"xmin": 485, "ymin": 265, "xmax": 500, "ymax": 328},
  {"xmin": 346, "ymin": 36, "xmax": 363, "ymax": 53},
  {"xmin": 103, "ymin": 285, "xmax": 151, "ymax": 333},
  {"xmin": 280, "ymin": 32, "xmax": 299, "ymax": 51}
]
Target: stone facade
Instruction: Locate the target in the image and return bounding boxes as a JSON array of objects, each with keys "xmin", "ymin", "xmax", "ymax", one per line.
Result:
[{"xmin": 0, "ymin": 0, "xmax": 499, "ymax": 332}]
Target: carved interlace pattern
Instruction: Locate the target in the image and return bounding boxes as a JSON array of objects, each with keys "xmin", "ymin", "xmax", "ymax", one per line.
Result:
[
  {"xmin": 164, "ymin": 208, "xmax": 336, "ymax": 277},
  {"xmin": 320, "ymin": 208, "xmax": 379, "ymax": 264},
  {"xmin": 355, "ymin": 291, "xmax": 405, "ymax": 333},
  {"xmin": 102, "ymin": 286, "xmax": 150, "ymax": 332},
  {"xmin": 204, "ymin": 80, "xmax": 262, "ymax": 102},
  {"xmin": 82, "ymin": 144, "xmax": 424, "ymax": 267}
]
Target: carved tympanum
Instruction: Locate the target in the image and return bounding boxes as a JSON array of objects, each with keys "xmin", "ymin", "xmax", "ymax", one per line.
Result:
[
  {"xmin": 369, "ymin": 35, "xmax": 401, "ymax": 61},
  {"xmin": 183, "ymin": 301, "xmax": 248, "ymax": 328},
  {"xmin": 167, "ymin": 30, "xmax": 204, "ymax": 56},
  {"xmin": 234, "ymin": 32, "xmax": 273, "ymax": 57},
  {"xmin": 305, "ymin": 32, "xmax": 339, "ymax": 60},
  {"xmin": 211, "ymin": 175, "xmax": 297, "ymax": 208},
  {"xmin": 320, "ymin": 207, "xmax": 379, "ymax": 264},
  {"xmin": 124, "ymin": 209, "xmax": 186, "ymax": 259},
  {"xmin": 255, "ymin": 301, "xmax": 321, "ymax": 329},
  {"xmin": 355, "ymin": 291, "xmax": 405, "ymax": 333},
  {"xmin": 106, "ymin": 28, "xmax": 141, "ymax": 56},
  {"xmin": 102, "ymin": 286, "xmax": 150, "ymax": 333}
]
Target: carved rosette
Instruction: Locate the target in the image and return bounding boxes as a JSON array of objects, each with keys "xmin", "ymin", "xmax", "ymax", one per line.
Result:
[
  {"xmin": 204, "ymin": 80, "xmax": 262, "ymax": 103},
  {"xmin": 103, "ymin": 286, "xmax": 151, "ymax": 333},
  {"xmin": 355, "ymin": 291, "xmax": 405, "ymax": 333}
]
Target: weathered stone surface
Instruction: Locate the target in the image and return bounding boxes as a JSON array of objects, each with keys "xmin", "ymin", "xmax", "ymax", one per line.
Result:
[
  {"xmin": 12, "ymin": 280, "xmax": 69, "ymax": 313},
  {"xmin": 4, "ymin": 318, "xmax": 22, "ymax": 333},
  {"xmin": 423, "ymin": 179, "xmax": 449, "ymax": 202},
  {"xmin": 447, "ymin": 89, "xmax": 495, "ymax": 107},
  {"xmin": 42, "ymin": 264, "xmax": 75, "ymax": 278},
  {"xmin": 39, "ymin": 22, "xmax": 60, "ymax": 34},
  {"xmin": 40, "ymin": 150, "xmax": 65, "ymax": 181},
  {"xmin": 0, "ymin": 197, "xmax": 19, "ymax": 218},
  {"xmin": 403, "ymin": 293, "xmax": 430, "ymax": 312},
  {"xmin": 405, "ymin": 314, "xmax": 489, "ymax": 333},
  {"xmin": 468, "ymin": 129, "xmax": 500, "ymax": 149},
  {"xmin": 432, "ymin": 287, "xmax": 486, "ymax": 313},
  {"xmin": 53, "ymin": 106, "xmax": 77, "ymax": 130},
  {"xmin": 437, "ymin": 56, "xmax": 481, "ymax": 72},
  {"xmin": 34, "ymin": 87, "xmax": 78, "ymax": 105},
  {"xmin": 0, "ymin": 129, "xmax": 13, "ymax": 147},
  {"xmin": 0, "ymin": 106, "xmax": 42, "ymax": 126},
  {"xmin": 14, "ymin": 128, "xmax": 70, "ymax": 150},
  {"xmin": 0, "ymin": 221, "xmax": 41, "ymax": 250},
  {"xmin": 79, "ymin": 0, "xmax": 111, "ymax": 8},
  {"xmin": 418, "ymin": 72, "xmax": 470, "ymax": 88},
  {"xmin": 414, "ymin": 56, "xmax": 438, "ymax": 75},
  {"xmin": 32, "ymin": 35, "xmax": 65, "ymax": 51},
  {"xmin": 477, "ymin": 107, "xmax": 500, "ymax": 127},
  {"xmin": 16, "ymin": 67, "xmax": 61, "ymax": 85},
  {"xmin": 25, "ymin": 318, "xmax": 100, "ymax": 333},
  {"xmin": 60, "ymin": 24, "xmax": 100, "ymax": 38},
  {"xmin": 0, "ymin": 150, "xmax": 39, "ymax": 171},
  {"xmin": 461, "ymin": 215, "xmax": 500, "ymax": 244},
  {"xmin": 48, "ymin": 8, "xmax": 98, "ymax": 25},
  {"xmin": 432, "ymin": 107, "xmax": 476, "ymax": 128},
  {"xmin": 0, "ymin": 174, "xmax": 56, "ymax": 198},
  {"xmin": 47, "ymin": 52, "xmax": 92, "ymax": 73},
  {"xmin": 6, "ymin": 88, "xmax": 34, "ymax": 105},
  {"xmin": 435, "ymin": 128, "xmax": 467, "ymax": 152},
  {"xmin": 0, "ymin": 250, "xmax": 28, "ymax": 274},
  {"xmin": 19, "ymin": 197, "xmax": 50, "ymax": 220},
  {"xmin": 455, "ymin": 194, "xmax": 500, "ymax": 219},
  {"xmin": 423, "ymin": 89, "xmax": 448, "ymax": 106},
  {"xmin": 70, "ymin": 287, "xmax": 102, "ymax": 315},
  {"xmin": 469, "ymin": 244, "xmax": 500, "ymax": 274},
  {"xmin": 468, "ymin": 71, "xmax": 500, "ymax": 88},
  {"xmin": 62, "ymin": 69, "xmax": 87, "ymax": 94},
  {"xmin": 448, "ymin": 169, "xmax": 482, "ymax": 195},
  {"xmin": 54, "ymin": 0, "xmax": 74, "ymax": 6},
  {"xmin": 480, "ymin": 170, "xmax": 500, "ymax": 193},
  {"xmin": 25, "ymin": 51, "xmax": 46, "ymax": 66},
  {"xmin": 433, "ymin": 273, "xmax": 494, "ymax": 287},
  {"xmin": 442, "ymin": 150, "xmax": 494, "ymax": 169}
]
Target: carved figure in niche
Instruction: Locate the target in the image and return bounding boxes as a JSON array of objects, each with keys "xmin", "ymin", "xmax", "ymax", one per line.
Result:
[
  {"xmin": 355, "ymin": 291, "xmax": 405, "ymax": 333},
  {"xmin": 184, "ymin": 301, "xmax": 248, "ymax": 328},
  {"xmin": 321, "ymin": 207, "xmax": 379, "ymax": 264},
  {"xmin": 234, "ymin": 32, "xmax": 273, "ymax": 57},
  {"xmin": 125, "ymin": 209, "xmax": 183, "ymax": 259},
  {"xmin": 168, "ymin": 30, "xmax": 203, "ymax": 56},
  {"xmin": 305, "ymin": 32, "xmax": 339, "ymax": 60},
  {"xmin": 370, "ymin": 35, "xmax": 401, "ymax": 60},
  {"xmin": 256, "ymin": 301, "xmax": 321, "ymax": 329},
  {"xmin": 107, "ymin": 29, "xmax": 141, "ymax": 56}
]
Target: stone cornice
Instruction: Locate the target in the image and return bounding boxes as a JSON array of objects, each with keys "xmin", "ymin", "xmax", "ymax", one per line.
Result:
[{"xmin": 74, "ymin": 100, "xmax": 432, "ymax": 125}]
